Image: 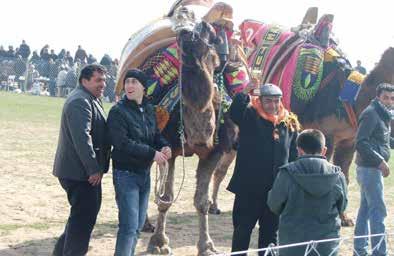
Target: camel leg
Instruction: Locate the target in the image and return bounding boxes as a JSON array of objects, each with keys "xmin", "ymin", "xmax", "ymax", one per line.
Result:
[
  {"xmin": 333, "ymin": 139, "xmax": 356, "ymax": 227},
  {"xmin": 195, "ymin": 151, "xmax": 222, "ymax": 256},
  {"xmin": 333, "ymin": 139, "xmax": 355, "ymax": 183},
  {"xmin": 147, "ymin": 157, "xmax": 176, "ymax": 254},
  {"xmin": 209, "ymin": 150, "xmax": 236, "ymax": 215}
]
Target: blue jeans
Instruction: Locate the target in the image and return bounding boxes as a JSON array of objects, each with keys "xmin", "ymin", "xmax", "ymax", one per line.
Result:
[
  {"xmin": 354, "ymin": 166, "xmax": 387, "ymax": 256},
  {"xmin": 113, "ymin": 169, "xmax": 151, "ymax": 256}
]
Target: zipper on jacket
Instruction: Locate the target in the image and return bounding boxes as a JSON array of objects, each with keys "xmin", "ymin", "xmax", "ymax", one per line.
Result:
[{"xmin": 140, "ymin": 107, "xmax": 149, "ymax": 138}]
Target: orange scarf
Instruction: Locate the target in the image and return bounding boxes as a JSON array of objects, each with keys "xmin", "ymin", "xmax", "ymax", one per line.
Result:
[{"xmin": 251, "ymin": 96, "xmax": 288, "ymax": 126}]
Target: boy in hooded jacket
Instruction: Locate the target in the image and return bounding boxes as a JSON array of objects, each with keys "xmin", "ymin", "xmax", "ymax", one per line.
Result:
[{"xmin": 268, "ymin": 129, "xmax": 347, "ymax": 256}]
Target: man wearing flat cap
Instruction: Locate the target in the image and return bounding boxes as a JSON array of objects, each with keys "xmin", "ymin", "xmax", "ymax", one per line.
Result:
[
  {"xmin": 107, "ymin": 68, "xmax": 171, "ymax": 256},
  {"xmin": 227, "ymin": 82, "xmax": 301, "ymax": 255}
]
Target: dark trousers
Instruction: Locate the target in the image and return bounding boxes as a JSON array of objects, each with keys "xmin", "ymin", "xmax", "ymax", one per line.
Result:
[
  {"xmin": 231, "ymin": 193, "xmax": 278, "ymax": 256},
  {"xmin": 52, "ymin": 178, "xmax": 102, "ymax": 256}
]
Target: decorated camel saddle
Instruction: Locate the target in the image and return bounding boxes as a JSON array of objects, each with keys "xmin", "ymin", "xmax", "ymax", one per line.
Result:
[
  {"xmin": 116, "ymin": 1, "xmax": 249, "ymax": 130},
  {"xmin": 239, "ymin": 11, "xmax": 365, "ymax": 121}
]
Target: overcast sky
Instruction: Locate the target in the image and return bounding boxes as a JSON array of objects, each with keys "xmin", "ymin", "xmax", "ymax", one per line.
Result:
[{"xmin": 1, "ymin": 0, "xmax": 392, "ymax": 70}]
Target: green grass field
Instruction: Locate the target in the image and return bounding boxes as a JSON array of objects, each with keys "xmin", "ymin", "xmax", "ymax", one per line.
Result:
[{"xmin": 1, "ymin": 91, "xmax": 394, "ymax": 255}]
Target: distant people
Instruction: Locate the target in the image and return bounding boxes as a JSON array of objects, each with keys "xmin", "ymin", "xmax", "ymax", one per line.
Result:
[
  {"xmin": 58, "ymin": 49, "xmax": 66, "ymax": 60},
  {"xmin": 100, "ymin": 54, "xmax": 112, "ymax": 68},
  {"xmin": 355, "ymin": 60, "xmax": 367, "ymax": 75},
  {"xmin": 52, "ymin": 64, "xmax": 110, "ymax": 256},
  {"xmin": 31, "ymin": 79, "xmax": 41, "ymax": 95},
  {"xmin": 268, "ymin": 129, "xmax": 347, "ymax": 256},
  {"xmin": 65, "ymin": 51, "xmax": 74, "ymax": 66},
  {"xmin": 48, "ymin": 58, "xmax": 59, "ymax": 96},
  {"xmin": 26, "ymin": 64, "xmax": 40, "ymax": 91},
  {"xmin": 64, "ymin": 66, "xmax": 78, "ymax": 90},
  {"xmin": 18, "ymin": 40, "xmax": 31, "ymax": 60},
  {"xmin": 74, "ymin": 45, "xmax": 88, "ymax": 64},
  {"xmin": 40, "ymin": 45, "xmax": 50, "ymax": 61},
  {"xmin": 87, "ymin": 54, "xmax": 97, "ymax": 64},
  {"xmin": 30, "ymin": 51, "xmax": 40, "ymax": 64},
  {"xmin": 50, "ymin": 49, "xmax": 58, "ymax": 61},
  {"xmin": 56, "ymin": 65, "xmax": 68, "ymax": 97},
  {"xmin": 14, "ymin": 55, "xmax": 27, "ymax": 90},
  {"xmin": 353, "ymin": 83, "xmax": 394, "ymax": 256},
  {"xmin": 0, "ymin": 46, "xmax": 6, "ymax": 58},
  {"xmin": 5, "ymin": 45, "xmax": 15, "ymax": 58}
]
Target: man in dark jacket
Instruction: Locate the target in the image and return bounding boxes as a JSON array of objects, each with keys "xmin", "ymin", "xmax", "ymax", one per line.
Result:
[
  {"xmin": 5, "ymin": 45, "xmax": 15, "ymax": 59},
  {"xmin": 268, "ymin": 129, "xmax": 347, "ymax": 256},
  {"xmin": 75, "ymin": 45, "xmax": 88, "ymax": 64},
  {"xmin": 228, "ymin": 83, "xmax": 300, "ymax": 256},
  {"xmin": 65, "ymin": 51, "xmax": 74, "ymax": 66},
  {"xmin": 30, "ymin": 51, "xmax": 41, "ymax": 65},
  {"xmin": 107, "ymin": 69, "xmax": 170, "ymax": 255},
  {"xmin": 354, "ymin": 83, "xmax": 394, "ymax": 256},
  {"xmin": 52, "ymin": 64, "xmax": 110, "ymax": 256},
  {"xmin": 18, "ymin": 40, "xmax": 31, "ymax": 60}
]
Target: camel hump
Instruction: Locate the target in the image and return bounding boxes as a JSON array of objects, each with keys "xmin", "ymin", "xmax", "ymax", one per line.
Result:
[
  {"xmin": 116, "ymin": 0, "xmax": 215, "ymax": 95},
  {"xmin": 168, "ymin": 0, "xmax": 214, "ymax": 17}
]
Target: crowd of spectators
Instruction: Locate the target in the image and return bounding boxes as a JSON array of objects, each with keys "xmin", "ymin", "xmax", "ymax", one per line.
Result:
[{"xmin": 0, "ymin": 40, "xmax": 118, "ymax": 102}]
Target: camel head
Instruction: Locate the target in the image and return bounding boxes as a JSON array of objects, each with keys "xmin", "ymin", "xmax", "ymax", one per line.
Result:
[
  {"xmin": 355, "ymin": 47, "xmax": 394, "ymax": 116},
  {"xmin": 177, "ymin": 20, "xmax": 220, "ymax": 111},
  {"xmin": 175, "ymin": 20, "xmax": 226, "ymax": 153}
]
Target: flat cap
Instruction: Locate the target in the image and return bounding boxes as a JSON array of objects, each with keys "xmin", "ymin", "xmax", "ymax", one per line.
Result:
[{"xmin": 257, "ymin": 83, "xmax": 283, "ymax": 97}]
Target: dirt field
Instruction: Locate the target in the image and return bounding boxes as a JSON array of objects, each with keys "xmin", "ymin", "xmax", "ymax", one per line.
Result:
[{"xmin": 1, "ymin": 92, "xmax": 394, "ymax": 256}]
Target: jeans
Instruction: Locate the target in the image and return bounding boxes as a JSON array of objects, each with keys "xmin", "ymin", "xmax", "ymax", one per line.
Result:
[
  {"xmin": 113, "ymin": 169, "xmax": 150, "ymax": 256},
  {"xmin": 354, "ymin": 166, "xmax": 387, "ymax": 256},
  {"xmin": 52, "ymin": 178, "xmax": 102, "ymax": 256}
]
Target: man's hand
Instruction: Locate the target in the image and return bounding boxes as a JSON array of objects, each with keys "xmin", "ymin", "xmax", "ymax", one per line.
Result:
[
  {"xmin": 161, "ymin": 146, "xmax": 172, "ymax": 159},
  {"xmin": 379, "ymin": 160, "xmax": 390, "ymax": 178},
  {"xmin": 154, "ymin": 151, "xmax": 167, "ymax": 165},
  {"xmin": 243, "ymin": 75, "xmax": 260, "ymax": 95},
  {"xmin": 88, "ymin": 172, "xmax": 102, "ymax": 186}
]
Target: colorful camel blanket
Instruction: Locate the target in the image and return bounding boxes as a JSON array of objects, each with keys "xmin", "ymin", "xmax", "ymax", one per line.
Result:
[
  {"xmin": 140, "ymin": 42, "xmax": 249, "ymax": 130},
  {"xmin": 339, "ymin": 70, "xmax": 365, "ymax": 104},
  {"xmin": 239, "ymin": 21, "xmax": 349, "ymax": 115}
]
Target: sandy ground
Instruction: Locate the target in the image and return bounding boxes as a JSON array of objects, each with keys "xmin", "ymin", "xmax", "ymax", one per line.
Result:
[{"xmin": 1, "ymin": 95, "xmax": 394, "ymax": 255}]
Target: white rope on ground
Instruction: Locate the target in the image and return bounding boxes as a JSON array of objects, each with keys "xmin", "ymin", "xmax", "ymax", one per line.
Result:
[{"xmin": 214, "ymin": 232, "xmax": 392, "ymax": 256}]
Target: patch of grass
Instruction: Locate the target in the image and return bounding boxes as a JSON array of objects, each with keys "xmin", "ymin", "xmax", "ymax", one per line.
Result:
[
  {"xmin": 0, "ymin": 92, "xmax": 113, "ymax": 125},
  {"xmin": 0, "ymin": 222, "xmax": 53, "ymax": 236}
]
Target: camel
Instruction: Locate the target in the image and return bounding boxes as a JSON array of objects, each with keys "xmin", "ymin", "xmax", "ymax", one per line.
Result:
[
  {"xmin": 190, "ymin": 9, "xmax": 394, "ymax": 230},
  {"xmin": 144, "ymin": 18, "xmax": 239, "ymax": 255}
]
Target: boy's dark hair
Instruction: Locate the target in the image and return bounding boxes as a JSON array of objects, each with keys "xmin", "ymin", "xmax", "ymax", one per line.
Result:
[
  {"xmin": 296, "ymin": 129, "xmax": 326, "ymax": 154},
  {"xmin": 78, "ymin": 64, "xmax": 106, "ymax": 84},
  {"xmin": 376, "ymin": 83, "xmax": 394, "ymax": 97}
]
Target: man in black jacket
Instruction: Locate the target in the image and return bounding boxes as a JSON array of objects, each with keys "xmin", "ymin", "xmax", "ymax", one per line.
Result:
[
  {"xmin": 228, "ymin": 83, "xmax": 300, "ymax": 256},
  {"xmin": 107, "ymin": 69, "xmax": 170, "ymax": 255},
  {"xmin": 52, "ymin": 64, "xmax": 110, "ymax": 256},
  {"xmin": 18, "ymin": 40, "xmax": 31, "ymax": 60},
  {"xmin": 354, "ymin": 83, "xmax": 394, "ymax": 256}
]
